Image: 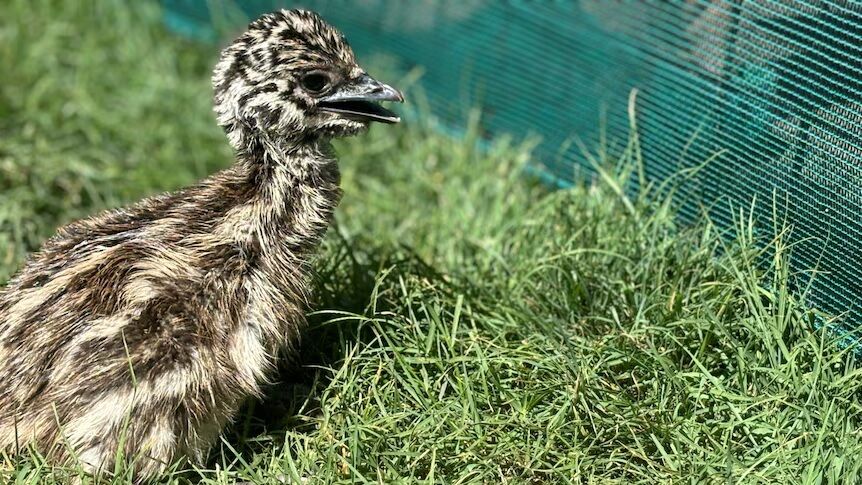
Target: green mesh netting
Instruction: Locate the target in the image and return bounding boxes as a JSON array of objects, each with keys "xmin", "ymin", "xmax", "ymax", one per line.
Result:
[{"xmin": 162, "ymin": 1, "xmax": 862, "ymax": 340}]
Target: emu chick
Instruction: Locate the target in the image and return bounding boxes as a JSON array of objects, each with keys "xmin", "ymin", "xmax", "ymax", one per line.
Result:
[{"xmin": 0, "ymin": 9, "xmax": 402, "ymax": 480}]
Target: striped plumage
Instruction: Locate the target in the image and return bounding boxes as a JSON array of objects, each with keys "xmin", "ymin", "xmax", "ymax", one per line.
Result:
[{"xmin": 0, "ymin": 9, "xmax": 401, "ymax": 481}]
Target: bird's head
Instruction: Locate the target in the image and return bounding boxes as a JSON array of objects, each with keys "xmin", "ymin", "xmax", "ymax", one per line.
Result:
[{"xmin": 212, "ymin": 9, "xmax": 403, "ymax": 151}]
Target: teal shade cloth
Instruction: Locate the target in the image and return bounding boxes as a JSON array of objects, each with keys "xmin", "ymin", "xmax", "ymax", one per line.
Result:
[{"xmin": 163, "ymin": 1, "xmax": 862, "ymax": 341}]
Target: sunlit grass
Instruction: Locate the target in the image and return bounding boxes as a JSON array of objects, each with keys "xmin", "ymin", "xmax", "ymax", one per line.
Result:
[{"xmin": 1, "ymin": 1, "xmax": 861, "ymax": 483}]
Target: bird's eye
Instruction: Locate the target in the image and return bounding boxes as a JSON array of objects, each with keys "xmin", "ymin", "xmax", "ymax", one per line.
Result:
[{"xmin": 301, "ymin": 71, "xmax": 332, "ymax": 94}]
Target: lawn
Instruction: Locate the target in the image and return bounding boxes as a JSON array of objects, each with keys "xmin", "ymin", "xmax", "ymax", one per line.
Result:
[{"xmin": 2, "ymin": 1, "xmax": 862, "ymax": 483}]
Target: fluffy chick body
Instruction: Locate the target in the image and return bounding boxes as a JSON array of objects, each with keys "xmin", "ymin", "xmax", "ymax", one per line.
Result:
[
  {"xmin": 0, "ymin": 9, "xmax": 400, "ymax": 480},
  {"xmin": 0, "ymin": 148, "xmax": 339, "ymax": 475}
]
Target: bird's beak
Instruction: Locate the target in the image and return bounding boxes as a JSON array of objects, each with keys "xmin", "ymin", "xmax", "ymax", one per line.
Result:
[{"xmin": 319, "ymin": 74, "xmax": 404, "ymax": 124}]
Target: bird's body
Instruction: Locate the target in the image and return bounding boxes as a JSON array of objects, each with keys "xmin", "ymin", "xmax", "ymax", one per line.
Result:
[
  {"xmin": 0, "ymin": 146, "xmax": 340, "ymax": 475},
  {"xmin": 0, "ymin": 9, "xmax": 401, "ymax": 480}
]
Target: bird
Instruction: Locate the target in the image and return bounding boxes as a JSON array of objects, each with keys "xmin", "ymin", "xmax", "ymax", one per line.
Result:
[{"xmin": 0, "ymin": 9, "xmax": 402, "ymax": 481}]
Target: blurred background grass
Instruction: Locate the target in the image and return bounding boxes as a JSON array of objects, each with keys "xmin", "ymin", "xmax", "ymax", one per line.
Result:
[
  {"xmin": 3, "ymin": 1, "xmax": 862, "ymax": 483},
  {"xmin": 0, "ymin": 0, "xmax": 230, "ymax": 279}
]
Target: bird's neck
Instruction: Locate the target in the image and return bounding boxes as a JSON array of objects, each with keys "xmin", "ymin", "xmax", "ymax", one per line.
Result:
[{"xmin": 216, "ymin": 133, "xmax": 342, "ymax": 258}]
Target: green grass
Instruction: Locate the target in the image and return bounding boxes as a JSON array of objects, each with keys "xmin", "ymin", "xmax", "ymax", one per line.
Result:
[{"xmin": 3, "ymin": 1, "xmax": 862, "ymax": 483}]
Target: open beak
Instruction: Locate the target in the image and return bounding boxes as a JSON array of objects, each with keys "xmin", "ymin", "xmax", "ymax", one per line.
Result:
[{"xmin": 319, "ymin": 74, "xmax": 404, "ymax": 124}]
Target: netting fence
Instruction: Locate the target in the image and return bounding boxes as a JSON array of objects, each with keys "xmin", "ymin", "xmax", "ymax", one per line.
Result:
[{"xmin": 163, "ymin": 1, "xmax": 862, "ymax": 342}]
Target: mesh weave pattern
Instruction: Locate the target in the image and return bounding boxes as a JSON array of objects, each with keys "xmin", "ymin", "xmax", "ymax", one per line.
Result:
[{"xmin": 163, "ymin": 1, "xmax": 862, "ymax": 337}]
